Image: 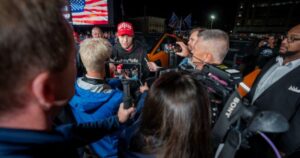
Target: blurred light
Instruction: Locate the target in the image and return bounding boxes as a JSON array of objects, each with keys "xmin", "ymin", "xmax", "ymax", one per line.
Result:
[{"xmin": 210, "ymin": 15, "xmax": 215, "ymax": 20}]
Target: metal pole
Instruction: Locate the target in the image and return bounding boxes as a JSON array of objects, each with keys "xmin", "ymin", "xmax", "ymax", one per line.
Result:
[{"xmin": 121, "ymin": 0, "xmax": 125, "ymax": 21}]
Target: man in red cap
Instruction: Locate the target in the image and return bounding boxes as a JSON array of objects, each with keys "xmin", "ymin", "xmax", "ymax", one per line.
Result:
[{"xmin": 111, "ymin": 22, "xmax": 150, "ymax": 80}]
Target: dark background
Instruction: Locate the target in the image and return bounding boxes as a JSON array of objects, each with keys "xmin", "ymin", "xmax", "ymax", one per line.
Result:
[{"xmin": 121, "ymin": 0, "xmax": 241, "ymax": 31}]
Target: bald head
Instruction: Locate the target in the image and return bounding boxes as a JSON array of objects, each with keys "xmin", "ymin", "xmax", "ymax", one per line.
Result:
[{"xmin": 193, "ymin": 29, "xmax": 229, "ymax": 64}]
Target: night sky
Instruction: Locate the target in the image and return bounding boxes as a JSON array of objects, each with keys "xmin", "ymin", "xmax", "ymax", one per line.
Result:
[{"xmin": 122, "ymin": 0, "xmax": 241, "ymax": 31}]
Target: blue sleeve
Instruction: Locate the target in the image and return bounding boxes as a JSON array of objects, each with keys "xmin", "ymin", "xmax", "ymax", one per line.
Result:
[
  {"xmin": 91, "ymin": 91, "xmax": 123, "ymax": 120},
  {"xmin": 134, "ymin": 91, "xmax": 148, "ymax": 120},
  {"xmin": 179, "ymin": 57, "xmax": 189, "ymax": 66},
  {"xmin": 108, "ymin": 78, "xmax": 122, "ymax": 90},
  {"xmin": 56, "ymin": 116, "xmax": 120, "ymax": 147}
]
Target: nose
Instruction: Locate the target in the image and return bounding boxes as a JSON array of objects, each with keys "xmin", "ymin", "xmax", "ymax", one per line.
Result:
[{"xmin": 124, "ymin": 36, "xmax": 130, "ymax": 42}]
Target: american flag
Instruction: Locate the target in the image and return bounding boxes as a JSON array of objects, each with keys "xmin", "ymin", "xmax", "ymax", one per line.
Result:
[{"xmin": 70, "ymin": 0, "xmax": 108, "ymax": 25}]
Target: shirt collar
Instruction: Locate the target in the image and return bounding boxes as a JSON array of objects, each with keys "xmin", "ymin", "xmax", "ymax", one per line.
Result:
[
  {"xmin": 276, "ymin": 56, "xmax": 284, "ymax": 66},
  {"xmin": 276, "ymin": 56, "xmax": 300, "ymax": 68}
]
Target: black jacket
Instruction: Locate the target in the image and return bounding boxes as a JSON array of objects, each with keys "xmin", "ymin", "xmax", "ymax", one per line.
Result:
[
  {"xmin": 112, "ymin": 40, "xmax": 150, "ymax": 80},
  {"xmin": 247, "ymin": 58, "xmax": 300, "ymax": 155}
]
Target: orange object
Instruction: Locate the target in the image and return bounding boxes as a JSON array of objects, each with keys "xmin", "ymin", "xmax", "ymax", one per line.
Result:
[
  {"xmin": 147, "ymin": 33, "xmax": 183, "ymax": 68},
  {"xmin": 237, "ymin": 68, "xmax": 261, "ymax": 97}
]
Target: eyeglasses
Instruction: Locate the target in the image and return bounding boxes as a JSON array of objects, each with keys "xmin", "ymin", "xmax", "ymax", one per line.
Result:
[{"xmin": 284, "ymin": 34, "xmax": 300, "ymax": 43}]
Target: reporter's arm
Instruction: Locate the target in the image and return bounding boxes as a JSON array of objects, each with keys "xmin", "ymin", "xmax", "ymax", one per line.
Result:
[{"xmin": 56, "ymin": 104, "xmax": 135, "ymax": 147}]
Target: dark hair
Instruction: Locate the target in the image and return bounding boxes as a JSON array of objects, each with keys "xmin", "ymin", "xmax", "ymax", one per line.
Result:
[
  {"xmin": 140, "ymin": 72, "xmax": 211, "ymax": 158},
  {"xmin": 0, "ymin": 0, "xmax": 73, "ymax": 112}
]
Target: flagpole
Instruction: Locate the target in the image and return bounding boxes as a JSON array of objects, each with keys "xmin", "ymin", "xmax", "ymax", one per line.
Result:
[
  {"xmin": 67, "ymin": 0, "xmax": 73, "ymax": 25},
  {"xmin": 179, "ymin": 17, "xmax": 182, "ymax": 33},
  {"xmin": 121, "ymin": 0, "xmax": 125, "ymax": 21}
]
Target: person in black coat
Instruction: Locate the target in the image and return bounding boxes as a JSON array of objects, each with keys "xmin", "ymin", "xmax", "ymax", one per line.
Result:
[{"xmin": 238, "ymin": 24, "xmax": 300, "ymax": 158}]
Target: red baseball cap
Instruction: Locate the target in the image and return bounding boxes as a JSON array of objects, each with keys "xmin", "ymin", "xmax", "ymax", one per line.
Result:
[
  {"xmin": 117, "ymin": 22, "xmax": 134, "ymax": 36},
  {"xmin": 117, "ymin": 64, "xmax": 123, "ymax": 70}
]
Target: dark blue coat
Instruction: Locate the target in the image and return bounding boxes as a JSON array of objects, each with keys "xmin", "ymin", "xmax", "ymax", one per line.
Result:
[{"xmin": 0, "ymin": 116, "xmax": 120, "ymax": 158}]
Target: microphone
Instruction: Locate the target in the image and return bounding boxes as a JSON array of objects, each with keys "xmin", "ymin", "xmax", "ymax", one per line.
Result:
[{"xmin": 247, "ymin": 111, "xmax": 289, "ymax": 133}]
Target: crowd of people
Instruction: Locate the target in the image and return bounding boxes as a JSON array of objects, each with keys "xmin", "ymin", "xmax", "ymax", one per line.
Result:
[{"xmin": 0, "ymin": 0, "xmax": 300, "ymax": 158}]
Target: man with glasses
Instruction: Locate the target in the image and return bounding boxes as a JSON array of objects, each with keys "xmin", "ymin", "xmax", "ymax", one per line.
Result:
[
  {"xmin": 191, "ymin": 29, "xmax": 229, "ymax": 70},
  {"xmin": 240, "ymin": 24, "xmax": 300, "ymax": 158}
]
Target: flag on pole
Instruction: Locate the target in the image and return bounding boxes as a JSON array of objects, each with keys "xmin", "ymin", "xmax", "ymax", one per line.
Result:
[
  {"xmin": 176, "ymin": 17, "xmax": 183, "ymax": 31},
  {"xmin": 168, "ymin": 12, "xmax": 179, "ymax": 28},
  {"xmin": 70, "ymin": 0, "xmax": 109, "ymax": 25},
  {"xmin": 183, "ymin": 14, "xmax": 192, "ymax": 29},
  {"xmin": 62, "ymin": 5, "xmax": 72, "ymax": 23}
]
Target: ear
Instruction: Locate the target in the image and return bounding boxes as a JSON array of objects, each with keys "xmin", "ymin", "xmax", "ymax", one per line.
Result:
[
  {"xmin": 203, "ymin": 53, "xmax": 213, "ymax": 63},
  {"xmin": 31, "ymin": 72, "xmax": 55, "ymax": 110}
]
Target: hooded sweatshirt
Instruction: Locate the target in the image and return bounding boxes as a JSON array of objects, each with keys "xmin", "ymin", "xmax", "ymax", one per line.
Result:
[
  {"xmin": 112, "ymin": 40, "xmax": 150, "ymax": 80},
  {"xmin": 69, "ymin": 77, "xmax": 123, "ymax": 158}
]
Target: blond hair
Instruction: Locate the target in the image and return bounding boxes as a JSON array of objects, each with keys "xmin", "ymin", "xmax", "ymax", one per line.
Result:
[{"xmin": 80, "ymin": 38, "xmax": 112, "ymax": 72}]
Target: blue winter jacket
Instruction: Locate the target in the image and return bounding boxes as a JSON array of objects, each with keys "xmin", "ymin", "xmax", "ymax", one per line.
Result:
[{"xmin": 69, "ymin": 78, "xmax": 123, "ymax": 158}]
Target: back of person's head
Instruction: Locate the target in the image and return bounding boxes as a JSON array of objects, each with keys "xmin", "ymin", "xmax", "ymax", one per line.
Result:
[
  {"xmin": 197, "ymin": 29, "xmax": 229, "ymax": 64},
  {"xmin": 140, "ymin": 72, "xmax": 211, "ymax": 158},
  {"xmin": 0, "ymin": 0, "xmax": 73, "ymax": 113},
  {"xmin": 80, "ymin": 38, "xmax": 112, "ymax": 72}
]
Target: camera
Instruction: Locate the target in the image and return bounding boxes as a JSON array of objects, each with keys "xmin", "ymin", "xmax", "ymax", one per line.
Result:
[
  {"xmin": 105, "ymin": 60, "xmax": 143, "ymax": 109},
  {"xmin": 176, "ymin": 65, "xmax": 288, "ymax": 158},
  {"xmin": 105, "ymin": 60, "xmax": 141, "ymax": 81},
  {"xmin": 188, "ymin": 65, "xmax": 243, "ymax": 125},
  {"xmin": 163, "ymin": 43, "xmax": 182, "ymax": 53},
  {"xmin": 158, "ymin": 64, "xmax": 243, "ymax": 124},
  {"xmin": 156, "ymin": 65, "xmax": 289, "ymax": 158}
]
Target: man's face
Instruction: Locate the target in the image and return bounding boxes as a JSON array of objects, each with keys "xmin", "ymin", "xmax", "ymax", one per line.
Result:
[
  {"xmin": 268, "ymin": 36, "xmax": 275, "ymax": 45},
  {"xmin": 188, "ymin": 31, "xmax": 199, "ymax": 52},
  {"xmin": 118, "ymin": 35, "xmax": 133, "ymax": 49},
  {"xmin": 92, "ymin": 29, "xmax": 102, "ymax": 38},
  {"xmin": 280, "ymin": 26, "xmax": 300, "ymax": 55}
]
